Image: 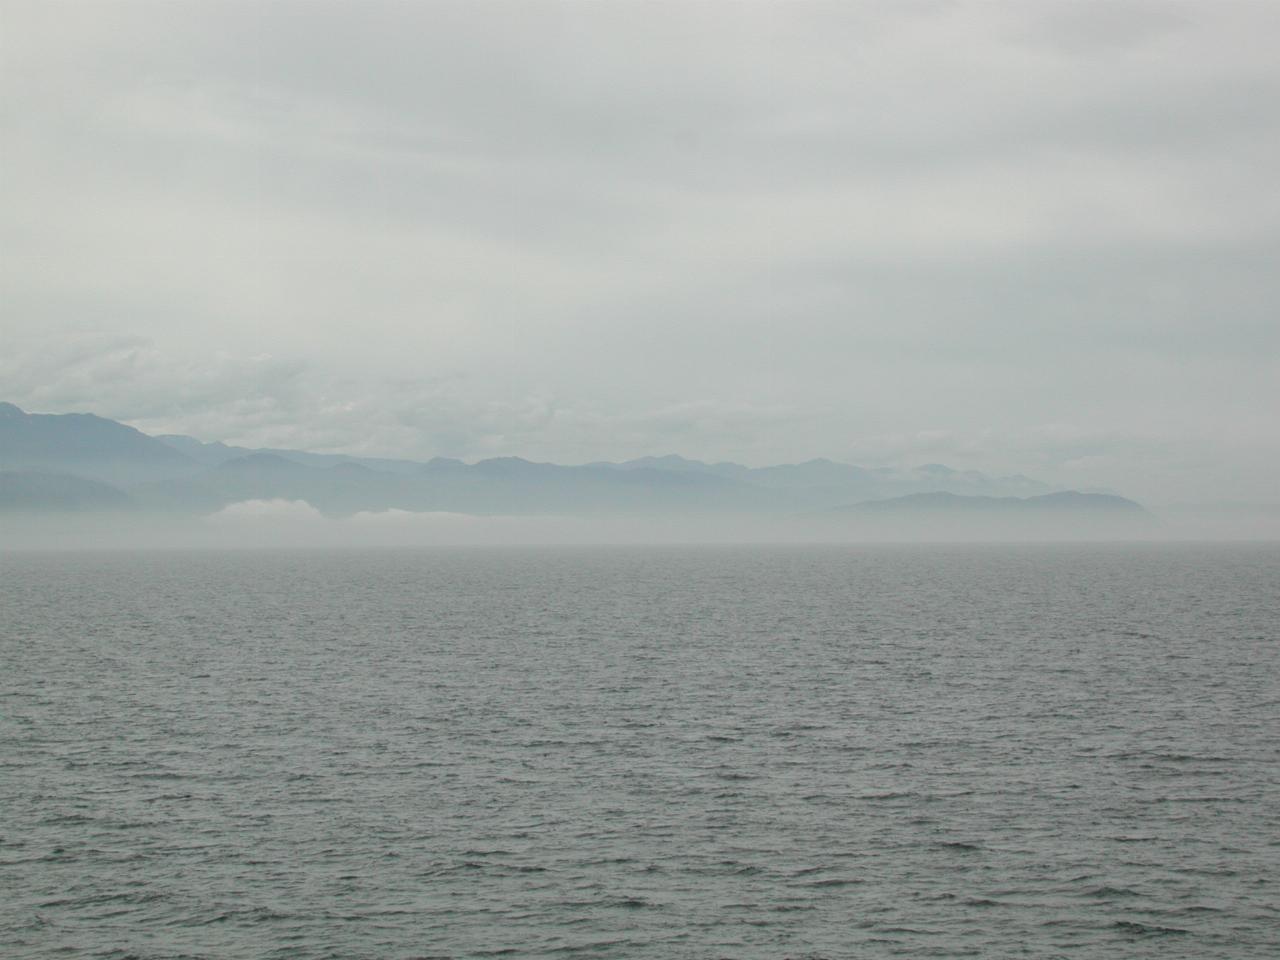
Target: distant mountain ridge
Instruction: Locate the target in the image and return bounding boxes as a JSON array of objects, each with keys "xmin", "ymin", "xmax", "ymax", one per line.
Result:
[
  {"xmin": 839, "ymin": 490, "xmax": 1146, "ymax": 513},
  {"xmin": 809, "ymin": 489, "xmax": 1154, "ymax": 540},
  {"xmin": 156, "ymin": 433, "xmax": 428, "ymax": 474},
  {"xmin": 0, "ymin": 470, "xmax": 135, "ymax": 513},
  {"xmin": 135, "ymin": 449, "xmax": 767, "ymax": 518},
  {"xmin": 0, "ymin": 401, "xmax": 193, "ymax": 485},
  {"xmin": 1, "ymin": 403, "xmax": 1134, "ymax": 524}
]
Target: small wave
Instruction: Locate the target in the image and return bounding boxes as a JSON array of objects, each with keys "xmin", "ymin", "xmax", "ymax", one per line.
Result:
[
  {"xmin": 125, "ymin": 771, "xmax": 190, "ymax": 781},
  {"xmin": 188, "ymin": 907, "xmax": 293, "ymax": 926},
  {"xmin": 555, "ymin": 897, "xmax": 659, "ymax": 910},
  {"xmin": 1112, "ymin": 920, "xmax": 1189, "ymax": 937},
  {"xmin": 1171, "ymin": 866, "xmax": 1239, "ymax": 878},
  {"xmin": 545, "ymin": 939, "xmax": 629, "ymax": 954},
  {"xmin": 39, "ymin": 891, "xmax": 165, "ymax": 909},
  {"xmin": 1085, "ymin": 885, "xmax": 1142, "ymax": 899},
  {"xmin": 875, "ymin": 926, "xmax": 936, "ymax": 935}
]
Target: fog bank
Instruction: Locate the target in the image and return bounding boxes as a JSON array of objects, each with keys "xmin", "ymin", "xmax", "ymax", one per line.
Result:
[{"xmin": 5, "ymin": 498, "xmax": 1277, "ymax": 552}]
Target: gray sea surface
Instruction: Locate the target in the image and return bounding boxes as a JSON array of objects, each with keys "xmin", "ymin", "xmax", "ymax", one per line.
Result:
[{"xmin": 1, "ymin": 543, "xmax": 1277, "ymax": 959}]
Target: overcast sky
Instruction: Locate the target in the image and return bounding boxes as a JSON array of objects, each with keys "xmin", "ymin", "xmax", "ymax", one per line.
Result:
[{"xmin": 2, "ymin": 1, "xmax": 1277, "ymax": 501}]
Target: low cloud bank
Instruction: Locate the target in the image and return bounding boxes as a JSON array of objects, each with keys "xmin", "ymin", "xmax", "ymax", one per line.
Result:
[
  {"xmin": 3, "ymin": 499, "xmax": 795, "ymax": 550},
  {"xmin": 207, "ymin": 499, "xmax": 606, "ymax": 545},
  {"xmin": 8, "ymin": 496, "xmax": 1276, "ymax": 552},
  {"xmin": 202, "ymin": 500, "xmax": 824, "ymax": 546}
]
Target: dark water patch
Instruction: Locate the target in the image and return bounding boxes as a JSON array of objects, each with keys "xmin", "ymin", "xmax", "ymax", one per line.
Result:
[
  {"xmin": 544, "ymin": 938, "xmax": 629, "ymax": 953},
  {"xmin": 37, "ymin": 814, "xmax": 96, "ymax": 826},
  {"xmin": 38, "ymin": 891, "xmax": 167, "ymax": 909},
  {"xmin": 1111, "ymin": 920, "xmax": 1190, "ymax": 937},
  {"xmin": 1084, "ymin": 885, "xmax": 1143, "ymax": 899},
  {"xmin": 186, "ymin": 907, "xmax": 295, "ymax": 926}
]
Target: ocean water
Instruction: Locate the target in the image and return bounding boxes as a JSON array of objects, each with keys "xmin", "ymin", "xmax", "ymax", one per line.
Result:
[{"xmin": 1, "ymin": 543, "xmax": 1277, "ymax": 959}]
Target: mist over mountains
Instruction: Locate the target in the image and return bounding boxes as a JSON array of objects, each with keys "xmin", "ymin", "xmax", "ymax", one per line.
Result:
[{"xmin": 0, "ymin": 401, "xmax": 1173, "ymax": 542}]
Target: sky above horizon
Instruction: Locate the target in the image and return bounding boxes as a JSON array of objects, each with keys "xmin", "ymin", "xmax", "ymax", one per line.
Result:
[{"xmin": 3, "ymin": 1, "xmax": 1278, "ymax": 502}]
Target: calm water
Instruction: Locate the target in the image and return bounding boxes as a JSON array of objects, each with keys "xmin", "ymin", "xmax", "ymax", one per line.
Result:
[{"xmin": 1, "ymin": 544, "xmax": 1277, "ymax": 959}]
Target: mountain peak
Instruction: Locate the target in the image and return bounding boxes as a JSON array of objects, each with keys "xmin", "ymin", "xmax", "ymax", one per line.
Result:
[{"xmin": 0, "ymin": 402, "xmax": 26, "ymax": 418}]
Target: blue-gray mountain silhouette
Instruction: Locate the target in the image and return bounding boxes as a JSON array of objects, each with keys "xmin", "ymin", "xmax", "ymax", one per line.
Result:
[
  {"xmin": 0, "ymin": 470, "xmax": 134, "ymax": 512},
  {"xmin": 814, "ymin": 489, "xmax": 1154, "ymax": 539},
  {"xmin": 0, "ymin": 402, "xmax": 193, "ymax": 484},
  {"xmin": 138, "ymin": 451, "xmax": 763, "ymax": 517},
  {"xmin": 839, "ymin": 490, "xmax": 1146, "ymax": 513},
  {"xmin": 1, "ymin": 403, "xmax": 1143, "ymax": 522}
]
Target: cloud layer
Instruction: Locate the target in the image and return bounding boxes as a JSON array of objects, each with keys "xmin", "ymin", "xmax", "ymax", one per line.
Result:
[{"xmin": 3, "ymin": 1, "xmax": 1278, "ymax": 501}]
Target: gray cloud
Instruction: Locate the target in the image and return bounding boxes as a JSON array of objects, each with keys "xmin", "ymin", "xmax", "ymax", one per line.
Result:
[{"xmin": 2, "ymin": 0, "xmax": 1278, "ymax": 502}]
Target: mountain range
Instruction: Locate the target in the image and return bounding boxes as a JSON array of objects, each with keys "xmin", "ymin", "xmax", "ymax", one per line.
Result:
[{"xmin": 0, "ymin": 402, "xmax": 1147, "ymax": 528}]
